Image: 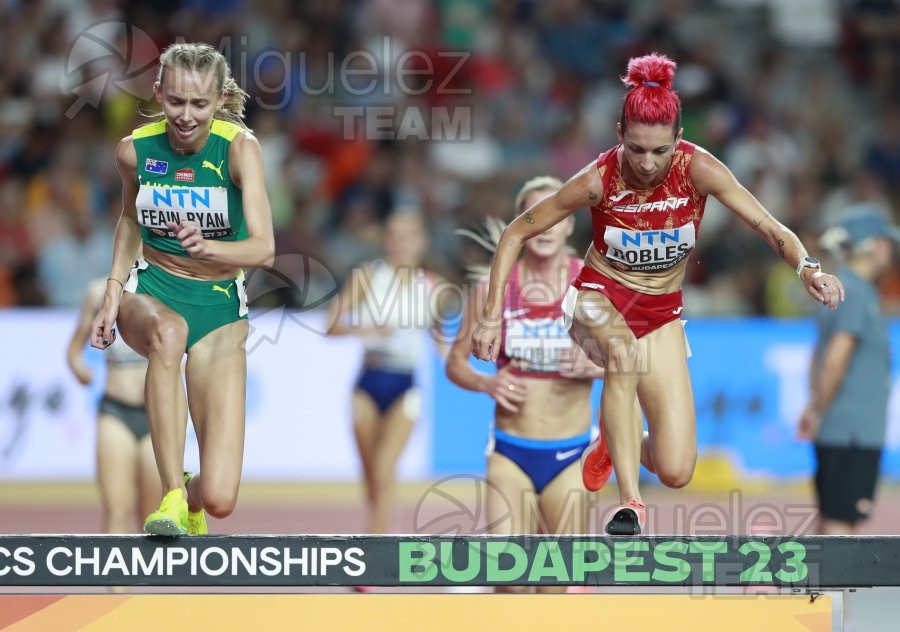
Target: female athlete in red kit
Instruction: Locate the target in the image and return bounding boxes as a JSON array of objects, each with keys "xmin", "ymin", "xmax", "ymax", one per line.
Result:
[{"xmin": 471, "ymin": 53, "xmax": 844, "ymax": 535}]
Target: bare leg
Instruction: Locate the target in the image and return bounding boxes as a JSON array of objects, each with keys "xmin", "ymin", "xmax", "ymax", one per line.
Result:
[
  {"xmin": 137, "ymin": 434, "xmax": 161, "ymax": 522},
  {"xmin": 636, "ymin": 321, "xmax": 697, "ymax": 490},
  {"xmin": 570, "ymin": 292, "xmax": 644, "ymax": 505},
  {"xmin": 537, "ymin": 461, "xmax": 591, "ymax": 594},
  {"xmin": 487, "ymin": 453, "xmax": 537, "ymax": 594},
  {"xmin": 96, "ymin": 415, "xmax": 139, "ymax": 533},
  {"xmin": 355, "ymin": 391, "xmax": 416, "ymax": 534},
  {"xmin": 116, "ymin": 293, "xmax": 189, "ymax": 497},
  {"xmin": 183, "ymin": 320, "xmax": 248, "ymax": 519},
  {"xmin": 352, "ymin": 391, "xmax": 380, "ymax": 531}
]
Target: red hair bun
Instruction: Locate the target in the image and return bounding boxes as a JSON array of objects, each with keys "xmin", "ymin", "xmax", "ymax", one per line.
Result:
[
  {"xmin": 622, "ymin": 53, "xmax": 676, "ymax": 91},
  {"xmin": 620, "ymin": 53, "xmax": 680, "ymax": 129}
]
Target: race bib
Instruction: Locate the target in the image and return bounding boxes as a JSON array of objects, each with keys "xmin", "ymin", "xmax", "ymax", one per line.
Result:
[
  {"xmin": 136, "ymin": 185, "xmax": 232, "ymax": 238},
  {"xmin": 603, "ymin": 221, "xmax": 695, "ymax": 271},
  {"xmin": 504, "ymin": 314, "xmax": 573, "ymax": 373}
]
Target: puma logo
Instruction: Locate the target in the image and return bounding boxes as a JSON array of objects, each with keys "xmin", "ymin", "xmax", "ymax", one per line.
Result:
[
  {"xmin": 212, "ymin": 283, "xmax": 231, "ymax": 298},
  {"xmin": 609, "ymin": 190, "xmax": 634, "ymax": 203},
  {"xmin": 202, "ymin": 160, "xmax": 225, "ymax": 180}
]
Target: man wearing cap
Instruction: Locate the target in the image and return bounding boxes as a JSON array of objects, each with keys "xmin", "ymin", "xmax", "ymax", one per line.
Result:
[{"xmin": 798, "ymin": 205, "xmax": 899, "ymax": 535}]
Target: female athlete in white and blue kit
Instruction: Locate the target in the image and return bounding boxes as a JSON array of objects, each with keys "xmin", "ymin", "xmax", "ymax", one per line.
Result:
[{"xmin": 328, "ymin": 212, "xmax": 449, "ymax": 542}]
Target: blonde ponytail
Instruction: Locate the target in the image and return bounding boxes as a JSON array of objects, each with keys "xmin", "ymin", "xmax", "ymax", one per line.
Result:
[{"xmin": 219, "ymin": 76, "xmax": 250, "ymax": 127}]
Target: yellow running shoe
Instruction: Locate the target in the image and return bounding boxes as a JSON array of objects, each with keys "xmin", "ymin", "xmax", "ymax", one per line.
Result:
[
  {"xmin": 184, "ymin": 471, "xmax": 208, "ymax": 535},
  {"xmin": 144, "ymin": 488, "xmax": 188, "ymax": 536}
]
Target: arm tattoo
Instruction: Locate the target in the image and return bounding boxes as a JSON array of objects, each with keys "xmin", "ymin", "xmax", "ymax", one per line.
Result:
[
  {"xmin": 524, "ymin": 212, "xmax": 535, "ymax": 224},
  {"xmin": 587, "ymin": 190, "xmax": 598, "ymax": 201},
  {"xmin": 753, "ymin": 215, "xmax": 771, "ymax": 230},
  {"xmin": 777, "ymin": 238, "xmax": 786, "ymax": 258}
]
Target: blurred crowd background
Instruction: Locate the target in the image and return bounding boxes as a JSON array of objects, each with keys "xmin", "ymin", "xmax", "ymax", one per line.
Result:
[{"xmin": 0, "ymin": 0, "xmax": 898, "ymax": 316}]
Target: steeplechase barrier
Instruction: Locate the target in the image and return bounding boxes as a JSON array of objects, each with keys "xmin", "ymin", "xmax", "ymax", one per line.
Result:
[
  {"xmin": 0, "ymin": 534, "xmax": 897, "ymax": 588},
  {"xmin": 5, "ymin": 534, "xmax": 896, "ymax": 631}
]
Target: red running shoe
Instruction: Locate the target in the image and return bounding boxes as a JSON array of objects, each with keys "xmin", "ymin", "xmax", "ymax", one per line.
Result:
[{"xmin": 580, "ymin": 434, "xmax": 612, "ymax": 492}]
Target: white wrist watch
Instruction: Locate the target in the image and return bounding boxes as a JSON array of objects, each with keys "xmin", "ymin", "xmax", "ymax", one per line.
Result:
[{"xmin": 796, "ymin": 256, "xmax": 821, "ymax": 278}]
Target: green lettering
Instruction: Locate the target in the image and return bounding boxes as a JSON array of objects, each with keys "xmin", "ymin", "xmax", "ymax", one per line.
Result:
[
  {"xmin": 775, "ymin": 542, "xmax": 808, "ymax": 583},
  {"xmin": 527, "ymin": 541, "xmax": 569, "ymax": 582},
  {"xmin": 738, "ymin": 541, "xmax": 773, "ymax": 583},
  {"xmin": 651, "ymin": 541, "xmax": 690, "ymax": 583},
  {"xmin": 485, "ymin": 541, "xmax": 528, "ymax": 582},
  {"xmin": 689, "ymin": 541, "xmax": 728, "ymax": 582},
  {"xmin": 398, "ymin": 542, "xmax": 437, "ymax": 582},
  {"xmin": 614, "ymin": 541, "xmax": 650, "ymax": 582},
  {"xmin": 440, "ymin": 541, "xmax": 480, "ymax": 582},
  {"xmin": 571, "ymin": 541, "xmax": 611, "ymax": 581}
]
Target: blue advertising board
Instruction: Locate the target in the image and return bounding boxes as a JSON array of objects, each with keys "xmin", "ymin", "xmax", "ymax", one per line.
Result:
[{"xmin": 433, "ymin": 319, "xmax": 900, "ymax": 481}]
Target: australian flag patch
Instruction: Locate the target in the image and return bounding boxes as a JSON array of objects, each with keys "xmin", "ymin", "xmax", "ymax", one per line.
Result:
[{"xmin": 145, "ymin": 158, "xmax": 168, "ymax": 175}]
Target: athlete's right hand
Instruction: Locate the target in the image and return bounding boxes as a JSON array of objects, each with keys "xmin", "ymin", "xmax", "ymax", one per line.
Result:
[
  {"xmin": 489, "ymin": 365, "xmax": 528, "ymax": 413},
  {"xmin": 471, "ymin": 314, "xmax": 501, "ymax": 362},
  {"xmin": 90, "ymin": 299, "xmax": 119, "ymax": 350}
]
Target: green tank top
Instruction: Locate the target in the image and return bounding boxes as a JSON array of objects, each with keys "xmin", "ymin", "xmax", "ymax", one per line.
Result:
[{"xmin": 132, "ymin": 119, "xmax": 248, "ymax": 257}]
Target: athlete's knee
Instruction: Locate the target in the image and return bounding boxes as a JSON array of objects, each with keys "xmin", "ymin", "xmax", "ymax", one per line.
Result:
[
  {"xmin": 201, "ymin": 486, "xmax": 239, "ymax": 519},
  {"xmin": 148, "ymin": 314, "xmax": 188, "ymax": 361},
  {"xmin": 203, "ymin": 496, "xmax": 237, "ymax": 519},
  {"xmin": 656, "ymin": 462, "xmax": 694, "ymax": 489},
  {"xmin": 651, "ymin": 440, "xmax": 696, "ymax": 488}
]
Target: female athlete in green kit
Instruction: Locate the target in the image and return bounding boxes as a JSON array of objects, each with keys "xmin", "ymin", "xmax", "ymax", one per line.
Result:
[{"xmin": 91, "ymin": 42, "xmax": 275, "ymax": 536}]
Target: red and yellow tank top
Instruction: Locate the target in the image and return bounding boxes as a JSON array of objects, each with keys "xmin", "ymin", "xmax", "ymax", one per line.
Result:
[{"xmin": 590, "ymin": 140, "xmax": 707, "ymax": 272}]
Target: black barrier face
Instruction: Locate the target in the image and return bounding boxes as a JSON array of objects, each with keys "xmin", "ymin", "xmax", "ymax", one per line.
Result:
[{"xmin": 0, "ymin": 535, "xmax": 897, "ymax": 588}]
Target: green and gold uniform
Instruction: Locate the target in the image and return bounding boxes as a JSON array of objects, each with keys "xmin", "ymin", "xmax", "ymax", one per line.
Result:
[{"xmin": 126, "ymin": 119, "xmax": 249, "ymax": 349}]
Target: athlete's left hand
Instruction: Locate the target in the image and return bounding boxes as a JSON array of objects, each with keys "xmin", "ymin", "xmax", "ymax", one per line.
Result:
[
  {"xmin": 167, "ymin": 220, "xmax": 207, "ymax": 258},
  {"xmin": 802, "ymin": 270, "xmax": 844, "ymax": 310}
]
